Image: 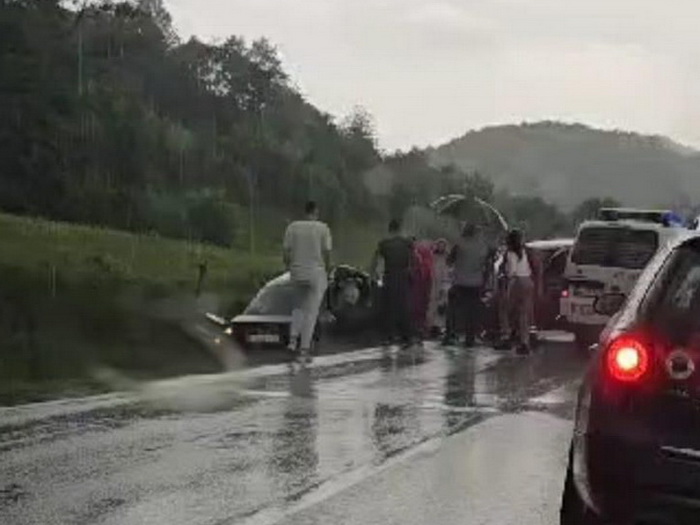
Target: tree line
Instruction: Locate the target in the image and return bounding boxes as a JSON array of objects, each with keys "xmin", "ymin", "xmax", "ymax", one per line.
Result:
[{"xmin": 0, "ymin": 0, "xmax": 615, "ymax": 246}]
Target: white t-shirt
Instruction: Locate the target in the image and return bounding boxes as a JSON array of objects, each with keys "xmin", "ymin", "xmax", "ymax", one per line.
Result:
[
  {"xmin": 506, "ymin": 251, "xmax": 532, "ymax": 278},
  {"xmin": 283, "ymin": 220, "xmax": 332, "ymax": 281}
]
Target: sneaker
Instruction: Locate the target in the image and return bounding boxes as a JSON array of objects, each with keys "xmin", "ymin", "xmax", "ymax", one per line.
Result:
[{"xmin": 299, "ymin": 348, "xmax": 313, "ymax": 363}]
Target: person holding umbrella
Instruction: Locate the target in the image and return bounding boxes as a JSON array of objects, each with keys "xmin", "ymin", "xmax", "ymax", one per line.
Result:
[{"xmin": 442, "ymin": 223, "xmax": 490, "ymax": 347}]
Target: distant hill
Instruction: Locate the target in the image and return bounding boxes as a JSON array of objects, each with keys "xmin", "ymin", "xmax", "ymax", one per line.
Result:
[{"xmin": 427, "ymin": 121, "xmax": 700, "ymax": 211}]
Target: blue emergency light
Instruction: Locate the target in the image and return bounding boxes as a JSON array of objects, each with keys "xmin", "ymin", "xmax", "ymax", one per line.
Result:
[{"xmin": 597, "ymin": 208, "xmax": 684, "ymax": 227}]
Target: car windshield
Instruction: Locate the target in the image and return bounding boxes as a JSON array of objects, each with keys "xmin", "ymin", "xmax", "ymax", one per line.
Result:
[
  {"xmin": 571, "ymin": 227, "xmax": 658, "ymax": 269},
  {"xmin": 244, "ymin": 282, "xmax": 302, "ymax": 315}
]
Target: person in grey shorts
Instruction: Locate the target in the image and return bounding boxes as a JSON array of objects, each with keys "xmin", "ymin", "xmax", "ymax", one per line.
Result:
[{"xmin": 283, "ymin": 201, "xmax": 332, "ymax": 354}]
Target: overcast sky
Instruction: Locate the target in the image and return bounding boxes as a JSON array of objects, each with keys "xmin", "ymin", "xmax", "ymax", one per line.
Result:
[{"xmin": 166, "ymin": 0, "xmax": 700, "ymax": 152}]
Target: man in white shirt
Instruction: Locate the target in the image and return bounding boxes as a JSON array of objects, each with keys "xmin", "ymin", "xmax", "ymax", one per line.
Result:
[{"xmin": 283, "ymin": 201, "xmax": 332, "ymax": 354}]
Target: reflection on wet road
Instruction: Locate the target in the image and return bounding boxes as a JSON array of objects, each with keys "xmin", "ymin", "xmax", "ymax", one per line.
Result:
[{"xmin": 0, "ymin": 335, "xmax": 585, "ymax": 525}]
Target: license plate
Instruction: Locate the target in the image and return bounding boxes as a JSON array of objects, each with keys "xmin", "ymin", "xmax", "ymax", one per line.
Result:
[
  {"xmin": 572, "ymin": 304, "xmax": 594, "ymax": 316},
  {"xmin": 248, "ymin": 333, "xmax": 280, "ymax": 344}
]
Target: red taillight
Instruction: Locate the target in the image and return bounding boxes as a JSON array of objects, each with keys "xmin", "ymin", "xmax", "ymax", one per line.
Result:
[
  {"xmin": 606, "ymin": 336, "xmax": 650, "ymax": 382},
  {"xmin": 561, "ymin": 289, "xmax": 570, "ymax": 298}
]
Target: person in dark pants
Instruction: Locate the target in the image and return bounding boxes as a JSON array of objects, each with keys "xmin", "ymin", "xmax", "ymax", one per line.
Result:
[
  {"xmin": 443, "ymin": 223, "xmax": 489, "ymax": 347},
  {"xmin": 370, "ymin": 219, "xmax": 414, "ymax": 347}
]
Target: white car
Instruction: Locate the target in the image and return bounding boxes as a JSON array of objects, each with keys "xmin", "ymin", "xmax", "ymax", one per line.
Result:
[
  {"xmin": 226, "ymin": 265, "xmax": 380, "ymax": 349},
  {"xmin": 560, "ymin": 208, "xmax": 686, "ymax": 351}
]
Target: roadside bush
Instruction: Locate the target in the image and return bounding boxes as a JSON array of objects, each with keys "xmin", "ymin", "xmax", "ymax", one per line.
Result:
[
  {"xmin": 185, "ymin": 189, "xmax": 237, "ymax": 247},
  {"xmin": 143, "ymin": 190, "xmax": 189, "ymax": 240},
  {"xmin": 142, "ymin": 189, "xmax": 237, "ymax": 247}
]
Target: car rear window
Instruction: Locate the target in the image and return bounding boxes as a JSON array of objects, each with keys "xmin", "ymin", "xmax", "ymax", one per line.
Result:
[
  {"xmin": 571, "ymin": 227, "xmax": 658, "ymax": 269},
  {"xmin": 648, "ymin": 243, "xmax": 700, "ymax": 342}
]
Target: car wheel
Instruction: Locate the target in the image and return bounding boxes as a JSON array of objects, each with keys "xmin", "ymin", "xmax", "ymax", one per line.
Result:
[{"xmin": 561, "ymin": 460, "xmax": 603, "ymax": 525}]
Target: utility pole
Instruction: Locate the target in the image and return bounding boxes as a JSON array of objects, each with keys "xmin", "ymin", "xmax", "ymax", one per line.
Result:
[
  {"xmin": 77, "ymin": 23, "xmax": 84, "ymax": 96},
  {"xmin": 246, "ymin": 167, "xmax": 256, "ymax": 255},
  {"xmin": 74, "ymin": 1, "xmax": 89, "ymax": 97}
]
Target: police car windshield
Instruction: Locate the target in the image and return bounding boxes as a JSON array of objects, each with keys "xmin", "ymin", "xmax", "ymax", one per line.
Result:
[{"xmin": 571, "ymin": 226, "xmax": 658, "ymax": 269}]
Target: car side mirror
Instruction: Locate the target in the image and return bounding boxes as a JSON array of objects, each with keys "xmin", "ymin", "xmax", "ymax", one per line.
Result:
[{"xmin": 593, "ymin": 293, "xmax": 626, "ymax": 316}]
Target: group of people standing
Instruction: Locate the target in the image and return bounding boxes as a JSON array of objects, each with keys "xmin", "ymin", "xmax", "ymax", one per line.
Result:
[
  {"xmin": 282, "ymin": 201, "xmax": 536, "ymax": 357},
  {"xmin": 371, "ymin": 219, "xmax": 536, "ymax": 355}
]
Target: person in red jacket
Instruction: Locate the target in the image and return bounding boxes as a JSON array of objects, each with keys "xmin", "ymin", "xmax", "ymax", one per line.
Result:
[{"xmin": 411, "ymin": 240, "xmax": 434, "ymax": 340}]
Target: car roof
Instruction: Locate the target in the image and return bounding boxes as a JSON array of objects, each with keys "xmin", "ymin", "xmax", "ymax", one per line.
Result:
[
  {"xmin": 259, "ymin": 272, "xmax": 291, "ymax": 289},
  {"xmin": 578, "ymin": 219, "xmax": 679, "ymax": 232},
  {"xmin": 526, "ymin": 238, "xmax": 574, "ymax": 250}
]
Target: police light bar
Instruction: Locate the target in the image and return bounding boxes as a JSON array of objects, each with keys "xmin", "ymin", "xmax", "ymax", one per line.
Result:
[{"xmin": 597, "ymin": 208, "xmax": 673, "ymax": 225}]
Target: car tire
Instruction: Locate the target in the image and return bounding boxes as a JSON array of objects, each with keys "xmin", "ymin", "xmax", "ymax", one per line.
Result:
[{"xmin": 560, "ymin": 461, "xmax": 603, "ymax": 525}]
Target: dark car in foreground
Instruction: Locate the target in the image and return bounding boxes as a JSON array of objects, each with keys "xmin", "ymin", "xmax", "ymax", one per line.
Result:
[
  {"xmin": 562, "ymin": 230, "xmax": 700, "ymax": 524},
  {"xmin": 220, "ymin": 265, "xmax": 380, "ymax": 349}
]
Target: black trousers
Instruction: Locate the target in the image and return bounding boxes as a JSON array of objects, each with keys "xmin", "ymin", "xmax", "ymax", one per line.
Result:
[
  {"xmin": 445, "ymin": 285, "xmax": 482, "ymax": 342},
  {"xmin": 382, "ymin": 272, "xmax": 411, "ymax": 342}
]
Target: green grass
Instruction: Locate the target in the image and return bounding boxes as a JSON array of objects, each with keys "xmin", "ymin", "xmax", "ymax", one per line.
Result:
[
  {"xmin": 0, "ymin": 213, "xmax": 281, "ymax": 296},
  {"xmin": 0, "ymin": 213, "xmax": 283, "ymax": 404}
]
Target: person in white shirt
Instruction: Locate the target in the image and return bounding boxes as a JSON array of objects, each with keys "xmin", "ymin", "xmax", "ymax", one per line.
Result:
[
  {"xmin": 283, "ymin": 201, "xmax": 332, "ymax": 354},
  {"xmin": 501, "ymin": 229, "xmax": 535, "ymax": 354}
]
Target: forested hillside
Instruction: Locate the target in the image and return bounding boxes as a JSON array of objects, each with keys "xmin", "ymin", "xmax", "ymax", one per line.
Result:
[
  {"xmin": 429, "ymin": 121, "xmax": 700, "ymax": 212},
  {"xmin": 0, "ymin": 0, "xmax": 393, "ymax": 245},
  {"xmin": 3, "ymin": 1, "xmax": 655, "ymax": 247}
]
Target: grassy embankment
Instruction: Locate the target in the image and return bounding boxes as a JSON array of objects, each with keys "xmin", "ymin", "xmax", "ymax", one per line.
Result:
[{"xmin": 0, "ymin": 212, "xmax": 381, "ymax": 405}]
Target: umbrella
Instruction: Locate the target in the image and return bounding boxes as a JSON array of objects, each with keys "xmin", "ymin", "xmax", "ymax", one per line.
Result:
[{"xmin": 429, "ymin": 194, "xmax": 509, "ymax": 232}]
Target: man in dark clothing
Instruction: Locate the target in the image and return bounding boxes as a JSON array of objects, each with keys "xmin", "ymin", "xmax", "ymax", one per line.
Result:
[
  {"xmin": 370, "ymin": 219, "xmax": 414, "ymax": 346},
  {"xmin": 443, "ymin": 223, "xmax": 490, "ymax": 347}
]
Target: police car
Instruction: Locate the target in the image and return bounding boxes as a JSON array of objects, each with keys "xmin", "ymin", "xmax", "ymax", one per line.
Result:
[{"xmin": 560, "ymin": 208, "xmax": 687, "ymax": 351}]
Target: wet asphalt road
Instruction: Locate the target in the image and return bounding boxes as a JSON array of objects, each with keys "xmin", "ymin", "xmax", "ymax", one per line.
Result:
[{"xmin": 0, "ymin": 334, "xmax": 585, "ymax": 525}]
